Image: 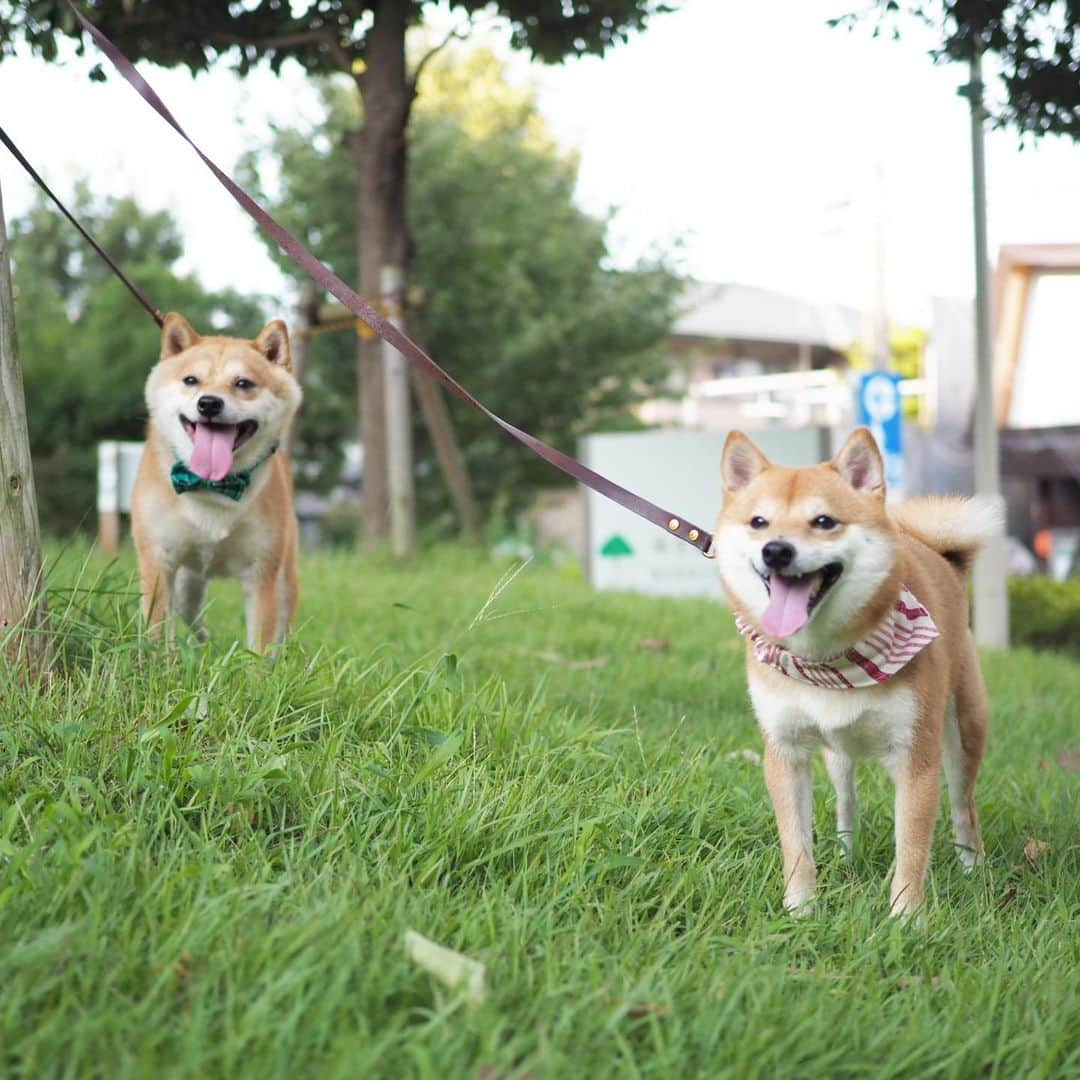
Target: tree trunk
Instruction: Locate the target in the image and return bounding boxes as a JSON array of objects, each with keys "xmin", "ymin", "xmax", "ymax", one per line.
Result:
[
  {"xmin": 355, "ymin": 0, "xmax": 413, "ymax": 546},
  {"xmin": 0, "ymin": 177, "xmax": 48, "ymax": 669}
]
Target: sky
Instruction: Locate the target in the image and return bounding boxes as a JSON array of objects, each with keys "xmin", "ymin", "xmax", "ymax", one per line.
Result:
[{"xmin": 1, "ymin": 0, "xmax": 1079, "ymax": 330}]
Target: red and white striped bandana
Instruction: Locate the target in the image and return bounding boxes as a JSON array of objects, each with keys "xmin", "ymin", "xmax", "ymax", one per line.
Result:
[{"xmin": 735, "ymin": 586, "xmax": 940, "ymax": 689}]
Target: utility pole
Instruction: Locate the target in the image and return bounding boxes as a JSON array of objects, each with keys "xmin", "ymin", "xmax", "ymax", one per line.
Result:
[
  {"xmin": 0, "ymin": 175, "xmax": 48, "ymax": 668},
  {"xmin": 964, "ymin": 51, "xmax": 1010, "ymax": 648},
  {"xmin": 381, "ymin": 265, "xmax": 415, "ymax": 557},
  {"xmin": 871, "ymin": 161, "xmax": 890, "ymax": 372}
]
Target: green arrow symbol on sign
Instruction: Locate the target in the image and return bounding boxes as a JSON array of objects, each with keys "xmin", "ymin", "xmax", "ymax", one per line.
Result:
[{"xmin": 600, "ymin": 534, "xmax": 634, "ymax": 558}]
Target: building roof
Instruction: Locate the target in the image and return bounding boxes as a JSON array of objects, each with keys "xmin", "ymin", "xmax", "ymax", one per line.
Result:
[{"xmin": 673, "ymin": 281, "xmax": 864, "ymax": 350}]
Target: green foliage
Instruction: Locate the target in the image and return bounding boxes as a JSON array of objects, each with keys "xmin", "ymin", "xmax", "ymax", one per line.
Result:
[
  {"xmin": 0, "ymin": 1, "xmax": 680, "ymax": 75},
  {"xmin": 2, "ymin": 542, "xmax": 1078, "ymax": 1074},
  {"xmin": 1009, "ymin": 575, "xmax": 1080, "ymax": 656},
  {"xmin": 832, "ymin": 1, "xmax": 1080, "ymax": 139},
  {"xmin": 2, "ymin": 0, "xmax": 682, "ymax": 536},
  {"xmin": 242, "ymin": 53, "xmax": 681, "ymax": 523},
  {"xmin": 845, "ymin": 325, "xmax": 928, "ymax": 419},
  {"xmin": 10, "ymin": 190, "xmax": 265, "ymax": 533}
]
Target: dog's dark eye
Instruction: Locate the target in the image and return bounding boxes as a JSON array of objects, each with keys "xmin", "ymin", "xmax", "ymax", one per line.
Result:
[
  {"xmin": 750, "ymin": 516, "xmax": 769, "ymax": 530},
  {"xmin": 234, "ymin": 377, "xmax": 255, "ymax": 391},
  {"xmin": 811, "ymin": 515, "xmax": 839, "ymax": 530},
  {"xmin": 182, "ymin": 375, "xmax": 199, "ymax": 386}
]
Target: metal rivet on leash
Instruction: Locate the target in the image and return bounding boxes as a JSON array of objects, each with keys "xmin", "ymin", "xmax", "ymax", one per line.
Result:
[{"xmin": 668, "ymin": 518, "xmax": 680, "ymax": 531}]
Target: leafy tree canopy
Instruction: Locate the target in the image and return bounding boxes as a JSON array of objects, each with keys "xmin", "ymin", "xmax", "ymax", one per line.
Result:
[
  {"xmin": 1, "ymin": 0, "xmax": 680, "ymax": 544},
  {"xmin": 241, "ymin": 48, "xmax": 681, "ymax": 528},
  {"xmin": 10, "ymin": 190, "xmax": 264, "ymax": 533},
  {"xmin": 833, "ymin": 1, "xmax": 1080, "ymax": 138},
  {"xmin": 1, "ymin": 1, "xmax": 678, "ymax": 73}
]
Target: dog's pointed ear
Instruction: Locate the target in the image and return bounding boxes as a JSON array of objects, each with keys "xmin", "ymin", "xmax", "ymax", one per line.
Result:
[
  {"xmin": 253, "ymin": 320, "xmax": 292, "ymax": 370},
  {"xmin": 831, "ymin": 428, "xmax": 885, "ymax": 496},
  {"xmin": 161, "ymin": 313, "xmax": 201, "ymax": 358},
  {"xmin": 721, "ymin": 430, "xmax": 770, "ymax": 493}
]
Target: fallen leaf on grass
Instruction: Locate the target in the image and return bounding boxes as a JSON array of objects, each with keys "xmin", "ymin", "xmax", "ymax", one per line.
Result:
[
  {"xmin": 533, "ymin": 650, "xmax": 608, "ymax": 670},
  {"xmin": 636, "ymin": 637, "xmax": 670, "ymax": 652},
  {"xmin": 996, "ymin": 882, "xmax": 1018, "ymax": 910},
  {"xmin": 726, "ymin": 748, "xmax": 762, "ymax": 765},
  {"xmin": 403, "ymin": 929, "xmax": 485, "ymax": 1006},
  {"xmin": 1039, "ymin": 747, "xmax": 1079, "ymax": 772},
  {"xmin": 1023, "ymin": 838, "xmax": 1051, "ymax": 868},
  {"xmin": 625, "ymin": 1001, "xmax": 668, "ymax": 1019},
  {"xmin": 174, "ymin": 950, "xmax": 192, "ymax": 983},
  {"xmin": 897, "ymin": 975, "xmax": 940, "ymax": 989},
  {"xmin": 1057, "ymin": 748, "xmax": 1080, "ymax": 771}
]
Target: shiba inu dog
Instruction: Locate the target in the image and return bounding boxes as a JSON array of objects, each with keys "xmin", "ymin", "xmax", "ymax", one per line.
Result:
[
  {"xmin": 131, "ymin": 313, "xmax": 302, "ymax": 652},
  {"xmin": 714, "ymin": 428, "xmax": 1001, "ymax": 916}
]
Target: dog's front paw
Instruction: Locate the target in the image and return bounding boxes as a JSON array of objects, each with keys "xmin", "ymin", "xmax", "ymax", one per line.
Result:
[
  {"xmin": 888, "ymin": 882, "xmax": 925, "ymax": 922},
  {"xmin": 954, "ymin": 844, "xmax": 983, "ymax": 872},
  {"xmin": 783, "ymin": 888, "xmax": 816, "ymax": 917}
]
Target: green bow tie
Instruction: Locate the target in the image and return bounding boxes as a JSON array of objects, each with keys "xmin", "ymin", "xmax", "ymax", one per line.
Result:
[
  {"xmin": 170, "ymin": 444, "xmax": 278, "ymax": 502},
  {"xmin": 170, "ymin": 463, "xmax": 252, "ymax": 501}
]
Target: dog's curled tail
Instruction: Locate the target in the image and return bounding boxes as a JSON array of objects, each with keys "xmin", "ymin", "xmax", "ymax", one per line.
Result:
[{"xmin": 890, "ymin": 495, "xmax": 1005, "ymax": 575}]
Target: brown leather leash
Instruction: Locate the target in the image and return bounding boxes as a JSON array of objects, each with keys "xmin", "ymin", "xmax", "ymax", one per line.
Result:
[{"xmin": 6, "ymin": 1, "xmax": 716, "ymax": 557}]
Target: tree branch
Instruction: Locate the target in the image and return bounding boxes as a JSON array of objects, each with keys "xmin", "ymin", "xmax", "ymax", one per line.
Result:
[
  {"xmin": 204, "ymin": 28, "xmax": 355, "ymax": 73},
  {"xmin": 408, "ymin": 21, "xmax": 470, "ymax": 94}
]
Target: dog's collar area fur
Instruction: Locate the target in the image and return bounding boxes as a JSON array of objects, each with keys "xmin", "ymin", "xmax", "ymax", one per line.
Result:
[
  {"xmin": 735, "ymin": 586, "xmax": 940, "ymax": 689},
  {"xmin": 170, "ymin": 443, "xmax": 279, "ymax": 501}
]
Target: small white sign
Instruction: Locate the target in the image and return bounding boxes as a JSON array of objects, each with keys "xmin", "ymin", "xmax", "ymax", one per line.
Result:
[
  {"xmin": 582, "ymin": 427, "xmax": 830, "ymax": 598},
  {"xmin": 97, "ymin": 441, "xmax": 145, "ymax": 513}
]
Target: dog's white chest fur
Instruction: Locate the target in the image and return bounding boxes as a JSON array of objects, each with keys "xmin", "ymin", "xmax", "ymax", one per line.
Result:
[
  {"xmin": 748, "ymin": 669, "xmax": 917, "ymax": 764},
  {"xmin": 156, "ymin": 483, "xmax": 271, "ymax": 579}
]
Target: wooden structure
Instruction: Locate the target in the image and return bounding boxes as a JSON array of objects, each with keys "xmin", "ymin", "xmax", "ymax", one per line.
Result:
[
  {"xmin": 991, "ymin": 243, "xmax": 1080, "ymax": 551},
  {"xmin": 992, "ymin": 243, "xmax": 1080, "ymax": 425},
  {"xmin": 0, "ymin": 177, "xmax": 47, "ymax": 666},
  {"xmin": 295, "ymin": 296, "xmax": 480, "ymax": 544}
]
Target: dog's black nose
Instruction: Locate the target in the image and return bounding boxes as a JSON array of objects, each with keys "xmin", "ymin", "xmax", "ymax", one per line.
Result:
[
  {"xmin": 762, "ymin": 540, "xmax": 796, "ymax": 570},
  {"xmin": 196, "ymin": 395, "xmax": 224, "ymax": 419}
]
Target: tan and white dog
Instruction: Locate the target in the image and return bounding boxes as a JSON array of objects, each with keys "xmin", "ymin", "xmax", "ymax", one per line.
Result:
[
  {"xmin": 714, "ymin": 428, "xmax": 1000, "ymax": 916},
  {"xmin": 131, "ymin": 313, "xmax": 302, "ymax": 652}
]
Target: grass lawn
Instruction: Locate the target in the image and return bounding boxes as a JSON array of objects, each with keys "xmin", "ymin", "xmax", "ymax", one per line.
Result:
[{"xmin": 2, "ymin": 542, "xmax": 1078, "ymax": 1077}]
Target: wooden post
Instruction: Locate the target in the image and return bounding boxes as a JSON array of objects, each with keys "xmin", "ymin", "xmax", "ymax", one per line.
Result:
[
  {"xmin": 410, "ymin": 368, "xmax": 481, "ymax": 543},
  {"xmin": 97, "ymin": 440, "xmax": 121, "ymax": 554},
  {"xmin": 0, "ymin": 176, "xmax": 48, "ymax": 665},
  {"xmin": 286, "ymin": 279, "xmax": 318, "ymax": 457},
  {"xmin": 381, "ymin": 265, "xmax": 415, "ymax": 557},
  {"xmin": 289, "ymin": 298, "xmax": 480, "ymax": 541}
]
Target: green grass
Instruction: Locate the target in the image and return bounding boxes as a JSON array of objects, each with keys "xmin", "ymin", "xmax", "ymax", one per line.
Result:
[{"xmin": 2, "ymin": 542, "xmax": 1078, "ymax": 1078}]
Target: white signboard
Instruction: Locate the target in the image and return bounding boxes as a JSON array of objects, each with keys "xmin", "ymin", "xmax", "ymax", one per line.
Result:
[
  {"xmin": 582, "ymin": 428, "xmax": 830, "ymax": 598},
  {"xmin": 97, "ymin": 441, "xmax": 145, "ymax": 513}
]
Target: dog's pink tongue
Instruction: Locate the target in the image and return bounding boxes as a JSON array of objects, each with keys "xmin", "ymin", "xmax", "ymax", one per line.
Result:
[
  {"xmin": 189, "ymin": 423, "xmax": 237, "ymax": 482},
  {"xmin": 761, "ymin": 575, "xmax": 815, "ymax": 638}
]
